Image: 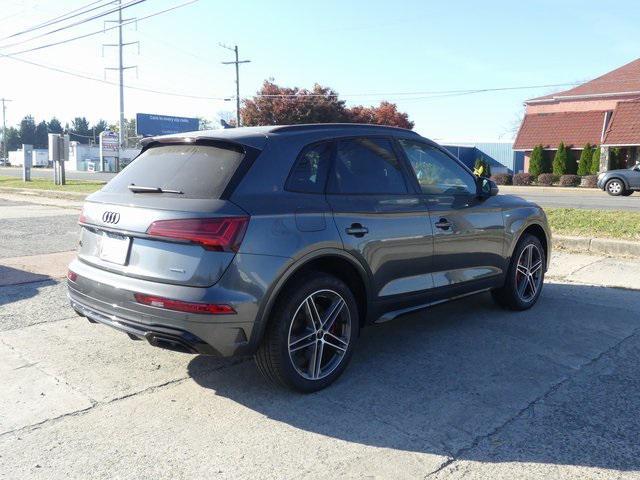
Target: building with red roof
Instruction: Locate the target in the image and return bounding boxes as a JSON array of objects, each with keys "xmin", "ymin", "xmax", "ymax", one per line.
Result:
[{"xmin": 514, "ymin": 58, "xmax": 640, "ymax": 172}]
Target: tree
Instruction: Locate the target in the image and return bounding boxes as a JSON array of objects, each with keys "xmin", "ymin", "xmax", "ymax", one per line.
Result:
[
  {"xmin": 346, "ymin": 101, "xmax": 414, "ymax": 129},
  {"xmin": 18, "ymin": 115, "xmax": 36, "ymax": 146},
  {"xmin": 577, "ymin": 144, "xmax": 593, "ymax": 176},
  {"xmin": 528, "ymin": 144, "xmax": 544, "ymax": 176},
  {"xmin": 566, "ymin": 148, "xmax": 578, "ymax": 174},
  {"xmin": 198, "ymin": 117, "xmax": 213, "ymax": 130},
  {"xmin": 70, "ymin": 117, "xmax": 91, "ymax": 144},
  {"xmin": 590, "ymin": 146, "xmax": 601, "ymax": 175},
  {"xmin": 241, "ymin": 80, "xmax": 348, "ymax": 126},
  {"xmin": 48, "ymin": 117, "xmax": 63, "ymax": 134},
  {"xmin": 34, "ymin": 121, "xmax": 48, "ymax": 149},
  {"xmin": 3, "ymin": 126, "xmax": 20, "ymax": 151},
  {"xmin": 93, "ymin": 119, "xmax": 108, "ymax": 137},
  {"xmin": 552, "ymin": 142, "xmax": 569, "ymax": 175},
  {"xmin": 473, "ymin": 157, "xmax": 491, "ymax": 178}
]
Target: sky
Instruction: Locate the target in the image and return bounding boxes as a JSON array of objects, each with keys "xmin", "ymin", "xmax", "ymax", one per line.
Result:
[{"xmin": 1, "ymin": 0, "xmax": 640, "ymax": 142}]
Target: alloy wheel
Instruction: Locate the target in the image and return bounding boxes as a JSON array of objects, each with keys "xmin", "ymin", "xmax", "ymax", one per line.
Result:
[
  {"xmin": 607, "ymin": 181, "xmax": 622, "ymax": 195},
  {"xmin": 287, "ymin": 289, "xmax": 351, "ymax": 380},
  {"xmin": 515, "ymin": 244, "xmax": 543, "ymax": 302}
]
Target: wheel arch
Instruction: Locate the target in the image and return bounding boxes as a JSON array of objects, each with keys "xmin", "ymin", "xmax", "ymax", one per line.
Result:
[
  {"xmin": 253, "ymin": 249, "xmax": 372, "ymax": 346},
  {"xmin": 508, "ymin": 221, "xmax": 551, "ymax": 272},
  {"xmin": 605, "ymin": 176, "xmax": 630, "ymax": 190}
]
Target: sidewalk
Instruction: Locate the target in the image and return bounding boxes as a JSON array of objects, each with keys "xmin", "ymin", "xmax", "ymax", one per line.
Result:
[{"xmin": 547, "ymin": 251, "xmax": 640, "ymax": 289}]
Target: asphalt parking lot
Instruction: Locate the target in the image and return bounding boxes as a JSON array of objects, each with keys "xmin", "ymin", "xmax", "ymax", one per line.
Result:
[{"xmin": 1, "ymin": 195, "xmax": 640, "ymax": 479}]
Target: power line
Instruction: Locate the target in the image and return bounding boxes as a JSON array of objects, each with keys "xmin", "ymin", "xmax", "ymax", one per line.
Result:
[
  {"xmin": 0, "ymin": 0, "xmax": 115, "ymax": 41},
  {"xmin": 0, "ymin": 0, "xmax": 146, "ymax": 50},
  {"xmin": 0, "ymin": 50, "xmax": 227, "ymax": 100},
  {"xmin": 2, "ymin": 0, "xmax": 199, "ymax": 56}
]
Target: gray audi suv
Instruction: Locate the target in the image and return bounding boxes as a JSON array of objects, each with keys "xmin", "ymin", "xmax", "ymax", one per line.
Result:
[{"xmin": 68, "ymin": 124, "xmax": 551, "ymax": 392}]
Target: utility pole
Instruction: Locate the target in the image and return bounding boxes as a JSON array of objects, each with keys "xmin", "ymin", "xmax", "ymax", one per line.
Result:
[
  {"xmin": 104, "ymin": 0, "xmax": 138, "ymax": 165},
  {"xmin": 220, "ymin": 44, "xmax": 250, "ymax": 127},
  {"xmin": 1, "ymin": 98, "xmax": 11, "ymax": 163},
  {"xmin": 117, "ymin": 0, "xmax": 124, "ymax": 151}
]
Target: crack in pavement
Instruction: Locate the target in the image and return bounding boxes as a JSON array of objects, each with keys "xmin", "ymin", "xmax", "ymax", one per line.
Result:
[
  {"xmin": 0, "ymin": 357, "xmax": 251, "ymax": 439},
  {"xmin": 423, "ymin": 324, "xmax": 640, "ymax": 478},
  {"xmin": 0, "ymin": 314, "xmax": 78, "ymax": 333}
]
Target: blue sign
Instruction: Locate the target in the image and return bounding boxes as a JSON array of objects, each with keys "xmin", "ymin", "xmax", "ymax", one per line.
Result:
[{"xmin": 136, "ymin": 113, "xmax": 199, "ymax": 137}]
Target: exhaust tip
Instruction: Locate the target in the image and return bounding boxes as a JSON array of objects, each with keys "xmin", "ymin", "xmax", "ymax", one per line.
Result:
[{"xmin": 145, "ymin": 333, "xmax": 196, "ymax": 354}]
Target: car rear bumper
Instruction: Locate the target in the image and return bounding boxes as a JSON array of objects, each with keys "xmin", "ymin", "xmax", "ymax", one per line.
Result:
[
  {"xmin": 69, "ymin": 295, "xmax": 217, "ymax": 354},
  {"xmin": 67, "ymin": 253, "xmax": 289, "ymax": 357}
]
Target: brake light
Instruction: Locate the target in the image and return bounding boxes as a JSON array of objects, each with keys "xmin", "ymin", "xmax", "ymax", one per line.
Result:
[
  {"xmin": 67, "ymin": 270, "xmax": 78, "ymax": 282},
  {"xmin": 146, "ymin": 217, "xmax": 248, "ymax": 252},
  {"xmin": 78, "ymin": 208, "xmax": 87, "ymax": 224},
  {"xmin": 134, "ymin": 293, "xmax": 235, "ymax": 315}
]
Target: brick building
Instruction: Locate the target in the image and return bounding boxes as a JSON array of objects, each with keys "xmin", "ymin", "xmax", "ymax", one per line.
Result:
[{"xmin": 514, "ymin": 58, "xmax": 640, "ymax": 173}]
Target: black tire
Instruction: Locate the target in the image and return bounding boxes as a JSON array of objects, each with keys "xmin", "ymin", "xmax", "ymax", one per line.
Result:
[
  {"xmin": 622, "ymin": 190, "xmax": 634, "ymax": 196},
  {"xmin": 492, "ymin": 234, "xmax": 545, "ymax": 311},
  {"xmin": 255, "ymin": 272, "xmax": 359, "ymax": 392},
  {"xmin": 605, "ymin": 178, "xmax": 625, "ymax": 196}
]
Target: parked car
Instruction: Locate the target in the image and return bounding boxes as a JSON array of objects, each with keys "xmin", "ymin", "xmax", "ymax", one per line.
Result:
[
  {"xmin": 67, "ymin": 124, "xmax": 551, "ymax": 392},
  {"xmin": 597, "ymin": 163, "xmax": 640, "ymax": 196}
]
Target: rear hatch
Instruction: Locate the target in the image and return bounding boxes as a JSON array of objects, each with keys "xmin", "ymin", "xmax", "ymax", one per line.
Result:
[{"xmin": 77, "ymin": 141, "xmax": 254, "ymax": 287}]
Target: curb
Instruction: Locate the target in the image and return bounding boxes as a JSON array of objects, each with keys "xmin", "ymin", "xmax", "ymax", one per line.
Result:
[
  {"xmin": 553, "ymin": 235, "xmax": 640, "ymax": 257},
  {"xmin": 499, "ymin": 186, "xmax": 602, "ymax": 196}
]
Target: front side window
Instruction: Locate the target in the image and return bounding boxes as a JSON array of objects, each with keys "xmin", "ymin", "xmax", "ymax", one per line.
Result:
[
  {"xmin": 328, "ymin": 137, "xmax": 408, "ymax": 194},
  {"xmin": 399, "ymin": 140, "xmax": 476, "ymax": 195},
  {"xmin": 286, "ymin": 141, "xmax": 333, "ymax": 193}
]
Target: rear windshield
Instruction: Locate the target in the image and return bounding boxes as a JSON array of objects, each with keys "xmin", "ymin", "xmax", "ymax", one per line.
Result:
[{"xmin": 102, "ymin": 144, "xmax": 244, "ymax": 199}]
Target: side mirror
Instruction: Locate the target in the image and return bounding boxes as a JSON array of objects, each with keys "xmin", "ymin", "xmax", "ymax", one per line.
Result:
[{"xmin": 478, "ymin": 177, "xmax": 499, "ymax": 198}]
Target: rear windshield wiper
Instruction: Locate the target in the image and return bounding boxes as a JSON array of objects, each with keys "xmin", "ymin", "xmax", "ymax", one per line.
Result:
[{"xmin": 128, "ymin": 184, "xmax": 183, "ymax": 194}]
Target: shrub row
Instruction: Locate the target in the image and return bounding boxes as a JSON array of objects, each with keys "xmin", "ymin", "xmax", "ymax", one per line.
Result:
[
  {"xmin": 490, "ymin": 173, "xmax": 512, "ymax": 185},
  {"xmin": 528, "ymin": 143, "xmax": 601, "ymax": 177},
  {"xmin": 490, "ymin": 173, "xmax": 598, "ymax": 188}
]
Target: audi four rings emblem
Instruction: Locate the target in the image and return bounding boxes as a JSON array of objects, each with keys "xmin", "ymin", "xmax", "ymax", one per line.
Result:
[{"xmin": 102, "ymin": 211, "xmax": 120, "ymax": 224}]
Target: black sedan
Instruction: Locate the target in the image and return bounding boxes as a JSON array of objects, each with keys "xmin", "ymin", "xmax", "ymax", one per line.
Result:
[{"xmin": 597, "ymin": 163, "xmax": 640, "ymax": 196}]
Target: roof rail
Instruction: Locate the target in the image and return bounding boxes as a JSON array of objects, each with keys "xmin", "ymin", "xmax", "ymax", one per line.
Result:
[{"xmin": 270, "ymin": 123, "xmax": 419, "ymax": 135}]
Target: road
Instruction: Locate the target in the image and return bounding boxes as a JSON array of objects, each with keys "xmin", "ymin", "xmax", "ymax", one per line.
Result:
[
  {"xmin": 1, "ymin": 193, "xmax": 640, "ymax": 479},
  {"xmin": 0, "ymin": 166, "xmax": 116, "ymax": 182},
  {"xmin": 500, "ymin": 186, "xmax": 640, "ymax": 211}
]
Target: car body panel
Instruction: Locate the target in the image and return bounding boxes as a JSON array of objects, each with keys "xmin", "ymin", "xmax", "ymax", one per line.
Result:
[
  {"xmin": 328, "ymin": 194, "xmax": 434, "ymax": 300},
  {"xmin": 78, "ymin": 199, "xmax": 246, "ymax": 287},
  {"xmin": 425, "ymin": 193, "xmax": 506, "ymax": 292}
]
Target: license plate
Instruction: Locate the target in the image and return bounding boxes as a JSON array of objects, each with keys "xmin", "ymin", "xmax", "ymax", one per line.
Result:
[{"xmin": 98, "ymin": 232, "xmax": 131, "ymax": 265}]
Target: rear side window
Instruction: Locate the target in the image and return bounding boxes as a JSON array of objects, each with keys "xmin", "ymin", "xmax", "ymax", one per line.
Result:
[
  {"xmin": 328, "ymin": 137, "xmax": 408, "ymax": 194},
  {"xmin": 102, "ymin": 144, "xmax": 244, "ymax": 199},
  {"xmin": 286, "ymin": 141, "xmax": 333, "ymax": 193}
]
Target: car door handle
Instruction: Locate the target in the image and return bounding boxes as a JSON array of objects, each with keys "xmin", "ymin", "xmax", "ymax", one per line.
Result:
[
  {"xmin": 435, "ymin": 218, "xmax": 452, "ymax": 230},
  {"xmin": 345, "ymin": 224, "xmax": 369, "ymax": 237}
]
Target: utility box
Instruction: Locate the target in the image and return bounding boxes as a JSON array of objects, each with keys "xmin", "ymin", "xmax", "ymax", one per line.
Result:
[
  {"xmin": 48, "ymin": 134, "xmax": 68, "ymax": 185},
  {"xmin": 22, "ymin": 144, "xmax": 33, "ymax": 181}
]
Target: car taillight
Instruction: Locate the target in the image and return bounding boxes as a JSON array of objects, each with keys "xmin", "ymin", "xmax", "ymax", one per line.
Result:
[
  {"xmin": 78, "ymin": 208, "xmax": 87, "ymax": 224},
  {"xmin": 134, "ymin": 293, "xmax": 236, "ymax": 315},
  {"xmin": 146, "ymin": 217, "xmax": 249, "ymax": 252},
  {"xmin": 67, "ymin": 270, "xmax": 78, "ymax": 282}
]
